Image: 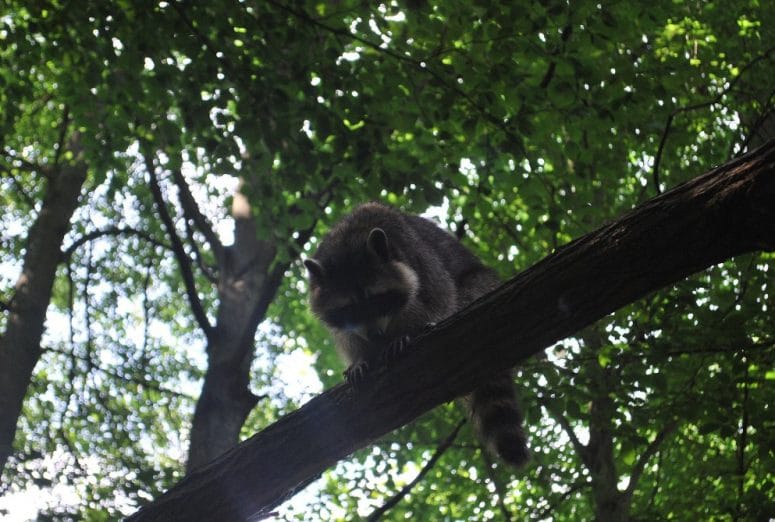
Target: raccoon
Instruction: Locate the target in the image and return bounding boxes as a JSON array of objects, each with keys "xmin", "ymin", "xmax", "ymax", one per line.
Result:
[{"xmin": 304, "ymin": 202, "xmax": 528, "ymax": 467}]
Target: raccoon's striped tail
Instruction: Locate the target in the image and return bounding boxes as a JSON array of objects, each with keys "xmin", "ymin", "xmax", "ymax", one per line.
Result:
[{"xmin": 467, "ymin": 372, "xmax": 529, "ymax": 467}]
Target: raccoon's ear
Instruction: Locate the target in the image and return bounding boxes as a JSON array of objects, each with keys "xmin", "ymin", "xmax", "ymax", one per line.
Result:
[
  {"xmin": 304, "ymin": 258, "xmax": 325, "ymax": 284},
  {"xmin": 367, "ymin": 227, "xmax": 390, "ymax": 262}
]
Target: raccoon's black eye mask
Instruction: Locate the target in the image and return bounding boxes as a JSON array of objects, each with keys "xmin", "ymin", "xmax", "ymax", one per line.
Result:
[{"xmin": 323, "ymin": 290, "xmax": 408, "ymax": 328}]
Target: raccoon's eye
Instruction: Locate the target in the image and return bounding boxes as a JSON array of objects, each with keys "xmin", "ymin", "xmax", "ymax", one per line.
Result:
[
  {"xmin": 368, "ymin": 290, "xmax": 408, "ymax": 316},
  {"xmin": 324, "ymin": 300, "xmax": 360, "ymax": 328},
  {"xmin": 323, "ymin": 290, "xmax": 408, "ymax": 328}
]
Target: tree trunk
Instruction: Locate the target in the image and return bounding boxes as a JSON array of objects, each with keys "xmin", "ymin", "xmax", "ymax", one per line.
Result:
[
  {"xmin": 129, "ymin": 139, "xmax": 775, "ymax": 521},
  {"xmin": 186, "ymin": 189, "xmax": 282, "ymax": 473},
  {"xmin": 586, "ymin": 357, "xmax": 631, "ymax": 522},
  {"xmin": 0, "ymin": 146, "xmax": 88, "ymax": 478}
]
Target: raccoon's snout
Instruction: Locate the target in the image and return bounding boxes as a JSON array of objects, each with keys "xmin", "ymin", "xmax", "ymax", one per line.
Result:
[{"xmin": 345, "ymin": 319, "xmax": 389, "ymax": 343}]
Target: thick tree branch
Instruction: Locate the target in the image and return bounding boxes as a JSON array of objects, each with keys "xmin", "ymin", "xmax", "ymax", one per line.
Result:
[{"xmin": 129, "ymin": 139, "xmax": 775, "ymax": 521}]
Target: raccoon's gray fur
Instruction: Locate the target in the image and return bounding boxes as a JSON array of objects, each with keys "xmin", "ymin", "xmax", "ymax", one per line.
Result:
[{"xmin": 305, "ymin": 202, "xmax": 528, "ymax": 467}]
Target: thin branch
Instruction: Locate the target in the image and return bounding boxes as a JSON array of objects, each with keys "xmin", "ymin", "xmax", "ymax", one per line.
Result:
[
  {"xmin": 733, "ymin": 359, "xmax": 750, "ymax": 522},
  {"xmin": 140, "ymin": 256, "xmax": 154, "ymax": 366},
  {"xmin": 0, "ymin": 164, "xmax": 38, "ymax": 210},
  {"xmin": 0, "ymin": 147, "xmax": 51, "ymax": 177},
  {"xmin": 57, "ymin": 427, "xmax": 86, "ymax": 476},
  {"xmin": 144, "ymin": 151, "xmax": 214, "ymax": 340},
  {"xmin": 66, "ymin": 260, "xmax": 77, "ymax": 371},
  {"xmin": 540, "ymin": 396, "xmax": 588, "ymax": 466},
  {"xmin": 53, "ymin": 105, "xmax": 71, "ymax": 167},
  {"xmin": 645, "ymin": 448, "xmax": 664, "ymax": 512},
  {"xmin": 652, "ymin": 45, "xmax": 775, "ymax": 193},
  {"xmin": 480, "ymin": 450, "xmax": 513, "ymax": 521},
  {"xmin": 539, "ymin": 24, "xmax": 574, "ymax": 89},
  {"xmin": 533, "ymin": 480, "xmax": 590, "ymax": 520},
  {"xmin": 170, "ymin": 165, "xmax": 225, "ymax": 263},
  {"xmin": 42, "ymin": 345, "xmax": 196, "ymax": 401},
  {"xmin": 54, "ymin": 259, "xmax": 85, "ymax": 466},
  {"xmin": 61, "ymin": 226, "xmax": 171, "ymax": 261},
  {"xmin": 82, "ymin": 242, "xmax": 95, "ymax": 377},
  {"xmin": 367, "ymin": 419, "xmax": 466, "ymax": 522},
  {"xmin": 736, "ymin": 92, "xmax": 775, "ymax": 154},
  {"xmin": 183, "ymin": 217, "xmax": 218, "ymax": 283},
  {"xmin": 427, "ymin": 31, "xmax": 533, "ymax": 62},
  {"xmin": 623, "ymin": 420, "xmax": 678, "ymax": 498},
  {"xmin": 664, "ymin": 339, "xmax": 775, "ymax": 357}
]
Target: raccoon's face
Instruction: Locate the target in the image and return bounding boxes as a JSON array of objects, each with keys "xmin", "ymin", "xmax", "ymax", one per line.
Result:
[{"xmin": 305, "ymin": 227, "xmax": 418, "ymax": 342}]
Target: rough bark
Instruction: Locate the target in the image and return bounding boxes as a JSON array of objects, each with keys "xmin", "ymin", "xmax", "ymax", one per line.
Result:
[
  {"xmin": 585, "ymin": 358, "xmax": 631, "ymax": 522},
  {"xmin": 128, "ymin": 140, "xmax": 775, "ymax": 522},
  {"xmin": 145, "ymin": 155, "xmax": 316, "ymax": 472},
  {"xmin": 186, "ymin": 188, "xmax": 281, "ymax": 473},
  {"xmin": 0, "ymin": 144, "xmax": 88, "ymax": 478}
]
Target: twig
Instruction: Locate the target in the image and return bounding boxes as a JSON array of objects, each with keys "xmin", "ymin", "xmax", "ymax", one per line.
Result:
[
  {"xmin": 0, "ymin": 152, "xmax": 44, "ymax": 209},
  {"xmin": 533, "ymin": 480, "xmax": 590, "ymax": 520},
  {"xmin": 61, "ymin": 226, "xmax": 171, "ymax": 260},
  {"xmin": 539, "ymin": 24, "xmax": 574, "ymax": 89},
  {"xmin": 53, "ymin": 105, "xmax": 70, "ymax": 167},
  {"xmin": 735, "ymin": 91, "xmax": 775, "ymax": 154},
  {"xmin": 652, "ymin": 46, "xmax": 775, "ymax": 194},
  {"xmin": 140, "ymin": 256, "xmax": 154, "ymax": 366},
  {"xmin": 733, "ymin": 359, "xmax": 750, "ymax": 522},
  {"xmin": 540, "ymin": 396, "xmax": 588, "ymax": 465},
  {"xmin": 170, "ymin": 165, "xmax": 225, "ymax": 263},
  {"xmin": 623, "ymin": 421, "xmax": 678, "ymax": 498},
  {"xmin": 183, "ymin": 217, "xmax": 218, "ymax": 283},
  {"xmin": 480, "ymin": 451, "xmax": 513, "ymax": 521},
  {"xmin": 367, "ymin": 419, "xmax": 466, "ymax": 521},
  {"xmin": 42, "ymin": 345, "xmax": 196, "ymax": 401}
]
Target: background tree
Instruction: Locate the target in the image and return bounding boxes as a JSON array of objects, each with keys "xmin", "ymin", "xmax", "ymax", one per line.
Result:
[{"xmin": 0, "ymin": 1, "xmax": 773, "ymax": 520}]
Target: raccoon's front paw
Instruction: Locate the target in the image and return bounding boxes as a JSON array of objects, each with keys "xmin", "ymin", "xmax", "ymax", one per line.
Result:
[
  {"xmin": 381, "ymin": 335, "xmax": 411, "ymax": 364},
  {"xmin": 344, "ymin": 361, "xmax": 370, "ymax": 389}
]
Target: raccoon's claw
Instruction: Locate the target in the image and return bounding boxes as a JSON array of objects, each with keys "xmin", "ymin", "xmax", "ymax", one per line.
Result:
[
  {"xmin": 382, "ymin": 335, "xmax": 411, "ymax": 364},
  {"xmin": 423, "ymin": 322, "xmax": 437, "ymax": 333},
  {"xmin": 344, "ymin": 361, "xmax": 370, "ymax": 389}
]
